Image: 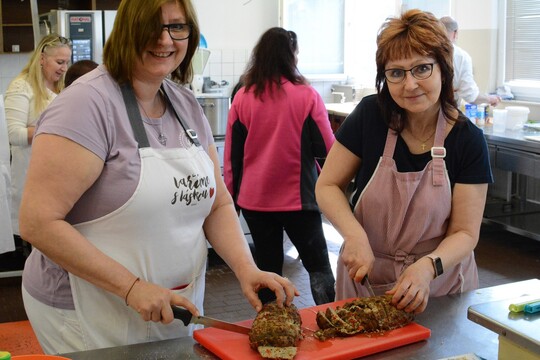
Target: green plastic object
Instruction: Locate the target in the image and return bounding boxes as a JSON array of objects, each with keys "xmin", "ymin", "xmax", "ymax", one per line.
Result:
[
  {"xmin": 0, "ymin": 351, "xmax": 11, "ymax": 360},
  {"xmin": 508, "ymin": 297, "xmax": 540, "ymax": 312}
]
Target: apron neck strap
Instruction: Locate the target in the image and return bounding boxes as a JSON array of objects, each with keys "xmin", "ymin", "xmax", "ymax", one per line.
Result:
[
  {"xmin": 383, "ymin": 109, "xmax": 448, "ymax": 186},
  {"xmin": 160, "ymin": 84, "xmax": 200, "ymax": 147},
  {"xmin": 120, "ymin": 82, "xmax": 150, "ymax": 149},
  {"xmin": 120, "ymin": 82, "xmax": 201, "ymax": 148},
  {"xmin": 430, "ymin": 110, "xmax": 447, "ymax": 186}
]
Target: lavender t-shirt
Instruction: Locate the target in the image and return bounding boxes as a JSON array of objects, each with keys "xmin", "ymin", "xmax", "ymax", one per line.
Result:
[{"xmin": 22, "ymin": 66, "xmax": 214, "ymax": 309}]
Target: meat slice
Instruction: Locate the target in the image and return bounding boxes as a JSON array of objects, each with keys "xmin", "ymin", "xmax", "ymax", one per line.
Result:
[
  {"xmin": 249, "ymin": 301, "xmax": 303, "ymax": 359},
  {"xmin": 314, "ymin": 295, "xmax": 414, "ymax": 341}
]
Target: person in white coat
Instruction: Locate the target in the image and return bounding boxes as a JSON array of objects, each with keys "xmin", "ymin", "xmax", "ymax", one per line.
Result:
[
  {"xmin": 19, "ymin": 0, "xmax": 298, "ymax": 354},
  {"xmin": 0, "ymin": 95, "xmax": 14, "ymax": 255},
  {"xmin": 439, "ymin": 16, "xmax": 500, "ymax": 107},
  {"xmin": 4, "ymin": 34, "xmax": 71, "ymax": 253}
]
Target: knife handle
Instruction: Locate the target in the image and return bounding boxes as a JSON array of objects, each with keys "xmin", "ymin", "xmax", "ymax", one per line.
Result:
[
  {"xmin": 171, "ymin": 305, "xmax": 193, "ymax": 327},
  {"xmin": 361, "ymin": 275, "xmax": 368, "ymax": 285}
]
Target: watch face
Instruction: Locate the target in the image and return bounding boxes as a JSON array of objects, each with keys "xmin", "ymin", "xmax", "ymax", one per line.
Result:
[{"xmin": 434, "ymin": 257, "xmax": 443, "ymax": 276}]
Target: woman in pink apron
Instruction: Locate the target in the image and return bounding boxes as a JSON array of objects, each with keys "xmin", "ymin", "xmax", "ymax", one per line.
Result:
[
  {"xmin": 19, "ymin": 0, "xmax": 297, "ymax": 354},
  {"xmin": 316, "ymin": 10, "xmax": 493, "ymax": 314}
]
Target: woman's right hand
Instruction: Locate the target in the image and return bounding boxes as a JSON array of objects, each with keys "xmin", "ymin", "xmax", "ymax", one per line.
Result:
[
  {"xmin": 340, "ymin": 236, "xmax": 375, "ymax": 283},
  {"xmin": 126, "ymin": 279, "xmax": 199, "ymax": 324}
]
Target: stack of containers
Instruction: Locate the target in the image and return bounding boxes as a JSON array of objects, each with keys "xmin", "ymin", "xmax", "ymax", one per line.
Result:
[{"xmin": 505, "ymin": 106, "xmax": 530, "ymax": 130}]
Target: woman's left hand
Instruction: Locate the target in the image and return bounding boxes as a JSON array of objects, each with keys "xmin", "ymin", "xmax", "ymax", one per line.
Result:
[
  {"xmin": 386, "ymin": 257, "xmax": 433, "ymax": 314},
  {"xmin": 236, "ymin": 267, "xmax": 299, "ymax": 312}
]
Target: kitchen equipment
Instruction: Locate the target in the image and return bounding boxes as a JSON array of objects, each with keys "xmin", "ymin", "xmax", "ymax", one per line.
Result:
[
  {"xmin": 172, "ymin": 306, "xmax": 251, "ymax": 335},
  {"xmin": 196, "ymin": 95, "xmax": 229, "ymax": 136},
  {"xmin": 192, "ymin": 49, "xmax": 211, "ymax": 96},
  {"xmin": 39, "ymin": 10, "xmax": 104, "ymax": 64},
  {"xmin": 361, "ymin": 275, "xmax": 376, "ymax": 297},
  {"xmin": 331, "ymin": 85, "xmax": 356, "ymax": 103},
  {"xmin": 505, "ymin": 106, "xmax": 530, "ymax": 130},
  {"xmin": 193, "ymin": 298, "xmax": 431, "ymax": 360}
]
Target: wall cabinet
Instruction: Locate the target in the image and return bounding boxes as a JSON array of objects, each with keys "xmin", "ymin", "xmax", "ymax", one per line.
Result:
[{"xmin": 0, "ymin": 0, "xmax": 120, "ymax": 53}]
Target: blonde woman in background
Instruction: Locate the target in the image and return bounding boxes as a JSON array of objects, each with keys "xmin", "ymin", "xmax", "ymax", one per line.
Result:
[{"xmin": 5, "ymin": 34, "xmax": 71, "ymax": 254}]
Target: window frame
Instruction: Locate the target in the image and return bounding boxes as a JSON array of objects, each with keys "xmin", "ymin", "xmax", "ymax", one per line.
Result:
[{"xmin": 498, "ymin": 0, "xmax": 540, "ymax": 102}]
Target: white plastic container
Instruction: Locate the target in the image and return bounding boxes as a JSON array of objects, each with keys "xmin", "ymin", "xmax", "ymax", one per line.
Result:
[
  {"xmin": 505, "ymin": 106, "xmax": 530, "ymax": 130},
  {"xmin": 492, "ymin": 109, "xmax": 508, "ymax": 133}
]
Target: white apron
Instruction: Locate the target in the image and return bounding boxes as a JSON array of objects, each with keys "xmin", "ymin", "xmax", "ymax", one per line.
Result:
[{"xmin": 68, "ymin": 84, "xmax": 216, "ymax": 349}]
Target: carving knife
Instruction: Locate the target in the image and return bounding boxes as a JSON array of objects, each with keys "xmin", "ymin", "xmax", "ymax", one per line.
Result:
[
  {"xmin": 362, "ymin": 275, "xmax": 376, "ymax": 297},
  {"xmin": 172, "ymin": 305, "xmax": 251, "ymax": 335}
]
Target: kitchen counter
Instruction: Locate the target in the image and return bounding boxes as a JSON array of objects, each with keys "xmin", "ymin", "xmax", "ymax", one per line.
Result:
[
  {"xmin": 60, "ymin": 279, "xmax": 540, "ymax": 359},
  {"xmin": 325, "ymin": 102, "xmax": 358, "ymax": 117}
]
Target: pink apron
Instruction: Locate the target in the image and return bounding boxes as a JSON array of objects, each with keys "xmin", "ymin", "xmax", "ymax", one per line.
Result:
[{"xmin": 335, "ymin": 110, "xmax": 478, "ymax": 299}]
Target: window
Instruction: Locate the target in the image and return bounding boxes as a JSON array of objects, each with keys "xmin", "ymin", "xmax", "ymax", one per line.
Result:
[
  {"xmin": 281, "ymin": 0, "xmax": 396, "ymax": 85},
  {"xmin": 503, "ymin": 0, "xmax": 540, "ymax": 102},
  {"xmin": 281, "ymin": 0, "xmax": 345, "ymax": 75}
]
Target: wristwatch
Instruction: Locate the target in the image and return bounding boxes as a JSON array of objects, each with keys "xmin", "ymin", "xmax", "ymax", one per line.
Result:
[{"xmin": 426, "ymin": 255, "xmax": 443, "ymax": 278}]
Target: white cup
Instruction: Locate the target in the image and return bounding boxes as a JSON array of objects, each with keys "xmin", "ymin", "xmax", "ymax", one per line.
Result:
[{"xmin": 492, "ymin": 109, "xmax": 508, "ymax": 133}]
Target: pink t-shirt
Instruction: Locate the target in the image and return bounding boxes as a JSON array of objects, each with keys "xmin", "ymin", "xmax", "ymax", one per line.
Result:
[{"xmin": 22, "ymin": 66, "xmax": 214, "ymax": 309}]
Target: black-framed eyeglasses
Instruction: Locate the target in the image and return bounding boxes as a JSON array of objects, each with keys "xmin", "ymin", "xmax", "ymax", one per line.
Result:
[
  {"xmin": 384, "ymin": 63, "xmax": 436, "ymax": 83},
  {"xmin": 42, "ymin": 36, "xmax": 72, "ymax": 52},
  {"xmin": 162, "ymin": 23, "xmax": 192, "ymax": 40}
]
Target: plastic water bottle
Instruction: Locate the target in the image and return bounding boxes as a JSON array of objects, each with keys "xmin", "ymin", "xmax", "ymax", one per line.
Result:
[
  {"xmin": 465, "ymin": 104, "xmax": 478, "ymax": 122},
  {"xmin": 477, "ymin": 104, "xmax": 486, "ymax": 126}
]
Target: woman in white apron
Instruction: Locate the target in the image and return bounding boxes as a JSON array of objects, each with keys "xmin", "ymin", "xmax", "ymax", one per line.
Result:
[
  {"xmin": 19, "ymin": 0, "xmax": 297, "ymax": 354},
  {"xmin": 5, "ymin": 34, "xmax": 71, "ymax": 240},
  {"xmin": 316, "ymin": 10, "xmax": 492, "ymax": 314}
]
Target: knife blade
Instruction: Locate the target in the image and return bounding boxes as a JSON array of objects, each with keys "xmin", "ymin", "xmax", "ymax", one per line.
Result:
[
  {"xmin": 361, "ymin": 275, "xmax": 376, "ymax": 297},
  {"xmin": 172, "ymin": 305, "xmax": 251, "ymax": 335}
]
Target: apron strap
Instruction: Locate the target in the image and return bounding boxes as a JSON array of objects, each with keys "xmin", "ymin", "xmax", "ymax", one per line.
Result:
[
  {"xmin": 120, "ymin": 82, "xmax": 202, "ymax": 148},
  {"xmin": 382, "ymin": 110, "xmax": 448, "ymax": 186},
  {"xmin": 160, "ymin": 85, "xmax": 201, "ymax": 147},
  {"xmin": 120, "ymin": 83, "xmax": 150, "ymax": 148},
  {"xmin": 430, "ymin": 110, "xmax": 448, "ymax": 187}
]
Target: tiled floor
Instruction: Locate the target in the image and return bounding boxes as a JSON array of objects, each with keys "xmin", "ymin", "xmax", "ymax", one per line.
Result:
[{"xmin": 0, "ymin": 220, "xmax": 539, "ymax": 325}]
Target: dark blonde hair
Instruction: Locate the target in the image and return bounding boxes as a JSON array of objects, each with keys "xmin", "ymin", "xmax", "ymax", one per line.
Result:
[
  {"xmin": 12, "ymin": 33, "xmax": 71, "ymax": 114},
  {"xmin": 103, "ymin": 0, "xmax": 200, "ymax": 85},
  {"xmin": 375, "ymin": 9, "xmax": 457, "ymax": 131}
]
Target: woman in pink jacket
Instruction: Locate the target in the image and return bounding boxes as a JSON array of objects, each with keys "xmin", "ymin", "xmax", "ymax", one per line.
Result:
[{"xmin": 224, "ymin": 27, "xmax": 336, "ymax": 305}]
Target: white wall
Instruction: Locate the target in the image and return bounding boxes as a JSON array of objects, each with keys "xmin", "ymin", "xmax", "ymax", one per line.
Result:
[
  {"xmin": 0, "ymin": 0, "xmax": 522, "ymax": 107},
  {"xmin": 193, "ymin": 0, "xmax": 279, "ymax": 50},
  {"xmin": 451, "ymin": 0, "xmax": 499, "ymax": 94},
  {"xmin": 0, "ymin": 53, "xmax": 31, "ymax": 95},
  {"xmin": 192, "ymin": 0, "xmax": 279, "ymax": 90}
]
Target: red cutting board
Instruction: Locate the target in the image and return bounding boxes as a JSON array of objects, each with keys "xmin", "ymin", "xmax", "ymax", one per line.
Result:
[{"xmin": 194, "ymin": 299, "xmax": 431, "ymax": 360}]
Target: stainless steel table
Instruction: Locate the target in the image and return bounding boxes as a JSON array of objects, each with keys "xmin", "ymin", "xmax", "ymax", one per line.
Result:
[
  {"xmin": 60, "ymin": 279, "xmax": 540, "ymax": 360},
  {"xmin": 482, "ymin": 125, "xmax": 540, "ymax": 240}
]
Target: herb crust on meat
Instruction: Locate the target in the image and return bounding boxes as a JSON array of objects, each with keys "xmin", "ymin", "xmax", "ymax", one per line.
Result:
[
  {"xmin": 314, "ymin": 295, "xmax": 414, "ymax": 341},
  {"xmin": 249, "ymin": 301, "xmax": 302, "ymax": 359}
]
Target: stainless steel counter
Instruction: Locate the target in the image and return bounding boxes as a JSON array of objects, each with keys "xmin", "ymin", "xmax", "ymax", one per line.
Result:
[
  {"xmin": 481, "ymin": 125, "xmax": 540, "ymax": 240},
  {"xmin": 60, "ymin": 279, "xmax": 540, "ymax": 360}
]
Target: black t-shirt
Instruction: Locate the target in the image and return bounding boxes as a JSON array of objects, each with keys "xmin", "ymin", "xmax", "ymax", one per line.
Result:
[{"xmin": 336, "ymin": 95, "xmax": 494, "ymax": 205}]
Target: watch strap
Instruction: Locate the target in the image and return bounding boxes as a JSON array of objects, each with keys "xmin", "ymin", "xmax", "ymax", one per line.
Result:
[{"xmin": 426, "ymin": 255, "xmax": 444, "ymax": 278}]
